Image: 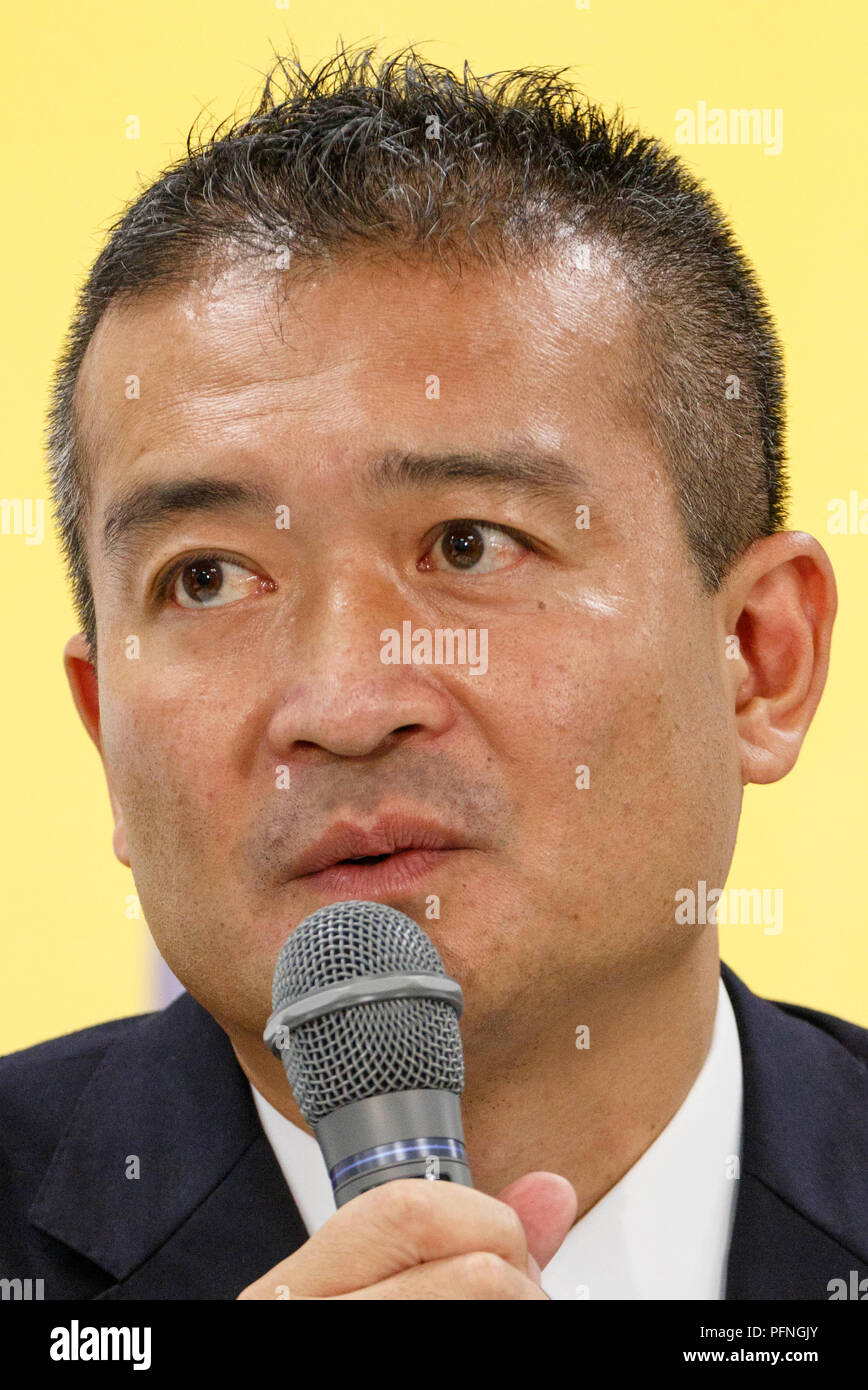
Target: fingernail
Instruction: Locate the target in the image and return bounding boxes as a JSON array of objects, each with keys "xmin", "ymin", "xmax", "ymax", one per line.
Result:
[{"xmin": 527, "ymin": 1253, "xmax": 542, "ymax": 1284}]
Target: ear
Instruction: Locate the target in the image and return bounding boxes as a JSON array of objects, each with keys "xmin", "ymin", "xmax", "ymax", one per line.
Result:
[
  {"xmin": 720, "ymin": 532, "xmax": 837, "ymax": 786},
  {"xmin": 63, "ymin": 633, "xmax": 131, "ymax": 868}
]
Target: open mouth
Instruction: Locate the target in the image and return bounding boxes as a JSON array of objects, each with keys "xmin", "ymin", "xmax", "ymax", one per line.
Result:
[
  {"xmin": 290, "ymin": 814, "xmax": 468, "ymax": 891},
  {"xmin": 302, "ymin": 845, "xmax": 457, "ymax": 893}
]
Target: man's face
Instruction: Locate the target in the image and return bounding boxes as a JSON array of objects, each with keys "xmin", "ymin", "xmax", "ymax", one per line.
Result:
[{"xmin": 73, "ymin": 249, "xmax": 740, "ymax": 1056}]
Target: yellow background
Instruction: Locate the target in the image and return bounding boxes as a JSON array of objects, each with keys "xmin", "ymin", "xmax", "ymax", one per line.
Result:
[{"xmin": 2, "ymin": 0, "xmax": 866, "ymax": 1051}]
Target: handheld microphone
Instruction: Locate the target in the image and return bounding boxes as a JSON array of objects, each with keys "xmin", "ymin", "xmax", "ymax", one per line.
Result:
[{"xmin": 263, "ymin": 899, "xmax": 472, "ymax": 1207}]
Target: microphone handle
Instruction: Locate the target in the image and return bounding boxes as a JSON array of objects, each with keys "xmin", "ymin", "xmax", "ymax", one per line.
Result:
[{"xmin": 315, "ymin": 1088, "xmax": 472, "ymax": 1206}]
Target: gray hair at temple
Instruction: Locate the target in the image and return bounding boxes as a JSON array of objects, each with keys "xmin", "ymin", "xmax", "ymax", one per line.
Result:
[{"xmin": 45, "ymin": 41, "xmax": 788, "ymax": 663}]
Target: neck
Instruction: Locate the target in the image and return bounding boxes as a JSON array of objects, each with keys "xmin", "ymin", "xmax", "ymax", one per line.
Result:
[{"xmin": 228, "ymin": 938, "xmax": 721, "ymax": 1219}]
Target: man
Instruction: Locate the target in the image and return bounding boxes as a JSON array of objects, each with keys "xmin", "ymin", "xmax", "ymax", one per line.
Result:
[{"xmin": 2, "ymin": 43, "xmax": 865, "ymax": 1301}]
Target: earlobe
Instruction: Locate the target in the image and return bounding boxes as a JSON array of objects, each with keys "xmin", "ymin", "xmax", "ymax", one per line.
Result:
[
  {"xmin": 724, "ymin": 533, "xmax": 837, "ymax": 786},
  {"xmin": 111, "ymin": 806, "xmax": 131, "ymax": 868}
]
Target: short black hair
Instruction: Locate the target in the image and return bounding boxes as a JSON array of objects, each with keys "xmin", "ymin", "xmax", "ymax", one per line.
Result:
[{"xmin": 46, "ymin": 40, "xmax": 788, "ymax": 663}]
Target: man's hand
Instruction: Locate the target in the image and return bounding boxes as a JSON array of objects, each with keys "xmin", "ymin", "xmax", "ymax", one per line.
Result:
[{"xmin": 237, "ymin": 1170, "xmax": 577, "ymax": 1300}]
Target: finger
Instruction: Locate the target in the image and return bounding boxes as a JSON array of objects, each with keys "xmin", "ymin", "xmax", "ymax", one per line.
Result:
[
  {"xmin": 237, "ymin": 1178, "xmax": 529, "ymax": 1299},
  {"xmin": 337, "ymin": 1250, "xmax": 549, "ymax": 1301},
  {"xmin": 495, "ymin": 1171, "xmax": 578, "ymax": 1270}
]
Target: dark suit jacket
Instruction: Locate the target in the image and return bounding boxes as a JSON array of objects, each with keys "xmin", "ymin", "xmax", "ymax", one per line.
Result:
[{"xmin": 1, "ymin": 962, "xmax": 866, "ymax": 1300}]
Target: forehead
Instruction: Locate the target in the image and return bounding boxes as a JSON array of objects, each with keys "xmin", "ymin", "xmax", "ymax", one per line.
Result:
[{"xmin": 75, "ymin": 249, "xmax": 648, "ymax": 518}]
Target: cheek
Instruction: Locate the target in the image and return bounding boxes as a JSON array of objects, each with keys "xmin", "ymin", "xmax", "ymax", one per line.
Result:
[
  {"xmin": 486, "ymin": 612, "xmax": 661, "ymax": 762},
  {"xmin": 487, "ymin": 606, "xmax": 722, "ymax": 836},
  {"xmin": 98, "ymin": 669, "xmax": 241, "ymax": 855}
]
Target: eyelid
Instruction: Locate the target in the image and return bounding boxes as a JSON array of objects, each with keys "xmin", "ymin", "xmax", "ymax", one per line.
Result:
[
  {"xmin": 428, "ymin": 517, "xmax": 540, "ymax": 553},
  {"xmin": 152, "ymin": 550, "xmax": 255, "ymax": 603},
  {"xmin": 150, "ymin": 520, "xmax": 540, "ymax": 605}
]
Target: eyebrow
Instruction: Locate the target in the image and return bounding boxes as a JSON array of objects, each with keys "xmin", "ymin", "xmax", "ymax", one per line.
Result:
[
  {"xmin": 365, "ymin": 449, "xmax": 595, "ymax": 504},
  {"xmin": 101, "ymin": 449, "xmax": 595, "ymax": 567},
  {"xmin": 102, "ymin": 477, "xmax": 281, "ymax": 569}
]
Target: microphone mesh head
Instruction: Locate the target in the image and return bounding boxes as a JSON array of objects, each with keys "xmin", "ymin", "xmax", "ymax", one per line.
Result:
[{"xmin": 271, "ymin": 900, "xmax": 465, "ymax": 1124}]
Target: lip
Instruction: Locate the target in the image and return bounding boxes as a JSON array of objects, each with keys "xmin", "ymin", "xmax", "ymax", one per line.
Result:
[
  {"xmin": 290, "ymin": 813, "xmax": 467, "ymax": 884},
  {"xmin": 300, "ymin": 847, "xmax": 460, "ymax": 896}
]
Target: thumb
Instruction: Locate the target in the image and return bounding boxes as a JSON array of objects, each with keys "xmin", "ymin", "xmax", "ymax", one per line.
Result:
[{"xmin": 495, "ymin": 1171, "xmax": 578, "ymax": 1277}]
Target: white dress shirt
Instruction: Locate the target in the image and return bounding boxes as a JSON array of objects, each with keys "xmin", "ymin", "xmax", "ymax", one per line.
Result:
[{"xmin": 250, "ymin": 975, "xmax": 743, "ymax": 1299}]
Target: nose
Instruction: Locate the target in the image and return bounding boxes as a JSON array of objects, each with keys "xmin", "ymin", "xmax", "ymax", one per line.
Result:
[{"xmin": 264, "ymin": 572, "xmax": 459, "ymax": 760}]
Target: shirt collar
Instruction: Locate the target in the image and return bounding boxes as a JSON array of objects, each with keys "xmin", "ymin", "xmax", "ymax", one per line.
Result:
[
  {"xmin": 252, "ymin": 976, "xmax": 742, "ymax": 1299},
  {"xmin": 541, "ymin": 975, "xmax": 742, "ymax": 1299}
]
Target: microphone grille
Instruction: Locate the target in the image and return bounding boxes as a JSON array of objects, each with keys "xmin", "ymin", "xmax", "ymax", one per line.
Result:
[{"xmin": 271, "ymin": 900, "xmax": 465, "ymax": 1124}]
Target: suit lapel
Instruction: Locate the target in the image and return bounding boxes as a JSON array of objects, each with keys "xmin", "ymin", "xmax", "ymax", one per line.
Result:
[
  {"xmin": 28, "ymin": 991, "xmax": 308, "ymax": 1299},
  {"xmin": 721, "ymin": 963, "xmax": 868, "ymax": 1299},
  {"xmin": 28, "ymin": 963, "xmax": 868, "ymax": 1299}
]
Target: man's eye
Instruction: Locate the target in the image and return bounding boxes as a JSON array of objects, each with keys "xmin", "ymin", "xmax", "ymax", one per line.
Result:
[
  {"xmin": 423, "ymin": 520, "xmax": 533, "ymax": 574},
  {"xmin": 158, "ymin": 554, "xmax": 271, "ymax": 609}
]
